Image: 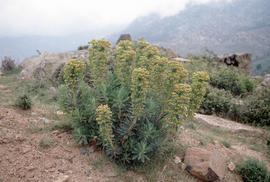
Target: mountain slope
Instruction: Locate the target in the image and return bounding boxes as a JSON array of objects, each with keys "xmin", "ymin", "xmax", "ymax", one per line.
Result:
[{"xmin": 112, "ymin": 0, "xmax": 270, "ymax": 75}]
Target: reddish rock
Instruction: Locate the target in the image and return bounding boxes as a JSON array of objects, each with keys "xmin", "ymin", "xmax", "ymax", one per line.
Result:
[{"xmin": 184, "ymin": 147, "xmax": 226, "ymax": 182}]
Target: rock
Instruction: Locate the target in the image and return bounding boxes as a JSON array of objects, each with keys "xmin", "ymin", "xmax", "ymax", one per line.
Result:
[
  {"xmin": 220, "ymin": 53, "xmax": 252, "ymax": 75},
  {"xmin": 40, "ymin": 117, "xmax": 51, "ymax": 124},
  {"xmin": 155, "ymin": 46, "xmax": 180, "ymax": 58},
  {"xmin": 228, "ymin": 162, "xmax": 236, "ymax": 171},
  {"xmin": 89, "ymin": 146, "xmax": 95, "ymax": 153},
  {"xmin": 259, "ymin": 74, "xmax": 270, "ymax": 87},
  {"xmin": 56, "ymin": 111, "xmax": 64, "ymax": 115},
  {"xmin": 184, "ymin": 147, "xmax": 226, "ymax": 182},
  {"xmin": 58, "ymin": 169, "xmax": 65, "ymax": 174},
  {"xmin": 173, "ymin": 57, "xmax": 191, "ymax": 62},
  {"xmin": 116, "ymin": 34, "xmax": 132, "ymax": 44},
  {"xmin": 174, "ymin": 156, "xmax": 181, "ymax": 164},
  {"xmin": 22, "ymin": 146, "xmax": 31, "ymax": 154},
  {"xmin": 20, "ymin": 50, "xmax": 88, "ymax": 80},
  {"xmin": 80, "ymin": 148, "xmax": 87, "ymax": 155},
  {"xmin": 55, "ymin": 175, "xmax": 69, "ymax": 182}
]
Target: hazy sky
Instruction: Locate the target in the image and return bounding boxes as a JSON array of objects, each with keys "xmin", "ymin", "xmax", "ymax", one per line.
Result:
[{"xmin": 0, "ymin": 0, "xmax": 231, "ymax": 37}]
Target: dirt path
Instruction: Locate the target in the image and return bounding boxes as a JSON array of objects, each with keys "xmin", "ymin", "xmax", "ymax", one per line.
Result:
[{"xmin": 194, "ymin": 113, "xmax": 263, "ymax": 134}]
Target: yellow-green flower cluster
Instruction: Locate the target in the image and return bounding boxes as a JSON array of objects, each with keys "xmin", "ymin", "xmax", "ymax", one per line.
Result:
[
  {"xmin": 167, "ymin": 60, "xmax": 188, "ymax": 86},
  {"xmin": 135, "ymin": 40, "xmax": 159, "ymax": 69},
  {"xmin": 166, "ymin": 84, "xmax": 192, "ymax": 134},
  {"xmin": 63, "ymin": 58, "xmax": 86, "ymax": 89},
  {"xmin": 131, "ymin": 68, "xmax": 150, "ymax": 117},
  {"xmin": 88, "ymin": 39, "xmax": 111, "ymax": 86},
  {"xmin": 96, "ymin": 104, "xmax": 114, "ymax": 144},
  {"xmin": 115, "ymin": 40, "xmax": 135, "ymax": 88},
  {"xmin": 189, "ymin": 71, "xmax": 210, "ymax": 117},
  {"xmin": 149, "ymin": 56, "xmax": 168, "ymax": 93}
]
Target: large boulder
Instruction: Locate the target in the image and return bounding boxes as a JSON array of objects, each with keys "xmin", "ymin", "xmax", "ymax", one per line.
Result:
[
  {"xmin": 220, "ymin": 53, "xmax": 252, "ymax": 75},
  {"xmin": 184, "ymin": 147, "xmax": 226, "ymax": 182},
  {"xmin": 116, "ymin": 34, "xmax": 132, "ymax": 44},
  {"xmin": 20, "ymin": 50, "xmax": 88, "ymax": 80}
]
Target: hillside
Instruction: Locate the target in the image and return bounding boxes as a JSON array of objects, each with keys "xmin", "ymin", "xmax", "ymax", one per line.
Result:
[{"xmin": 111, "ymin": 0, "xmax": 270, "ymax": 75}]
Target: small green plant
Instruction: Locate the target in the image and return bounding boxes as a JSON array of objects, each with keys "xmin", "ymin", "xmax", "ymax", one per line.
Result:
[
  {"xmin": 39, "ymin": 137, "xmax": 55, "ymax": 149},
  {"xmin": 15, "ymin": 94, "xmax": 32, "ymax": 110},
  {"xmin": 237, "ymin": 158, "xmax": 270, "ymax": 182},
  {"xmin": 221, "ymin": 141, "xmax": 231, "ymax": 148}
]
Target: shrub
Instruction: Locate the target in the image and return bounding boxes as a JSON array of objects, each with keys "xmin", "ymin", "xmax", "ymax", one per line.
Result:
[
  {"xmin": 1, "ymin": 56, "xmax": 16, "ymax": 71},
  {"xmin": 15, "ymin": 94, "xmax": 32, "ymax": 110},
  {"xmin": 199, "ymin": 86, "xmax": 233, "ymax": 115},
  {"xmin": 241, "ymin": 86, "xmax": 270, "ymax": 126},
  {"xmin": 210, "ymin": 67, "xmax": 256, "ymax": 96},
  {"xmin": 59, "ymin": 39, "xmax": 209, "ymax": 167},
  {"xmin": 238, "ymin": 158, "xmax": 269, "ymax": 182}
]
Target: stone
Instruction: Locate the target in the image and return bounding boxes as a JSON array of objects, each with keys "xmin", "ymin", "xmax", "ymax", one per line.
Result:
[
  {"xmin": 228, "ymin": 162, "xmax": 236, "ymax": 171},
  {"xmin": 40, "ymin": 117, "xmax": 50, "ymax": 124},
  {"xmin": 174, "ymin": 156, "xmax": 181, "ymax": 164},
  {"xmin": 55, "ymin": 175, "xmax": 69, "ymax": 182},
  {"xmin": 22, "ymin": 146, "xmax": 31, "ymax": 154},
  {"xmin": 80, "ymin": 148, "xmax": 87, "ymax": 155},
  {"xmin": 219, "ymin": 53, "xmax": 252, "ymax": 75},
  {"xmin": 116, "ymin": 34, "xmax": 132, "ymax": 44},
  {"xmin": 57, "ymin": 111, "xmax": 64, "ymax": 115},
  {"xmin": 259, "ymin": 74, "xmax": 270, "ymax": 87},
  {"xmin": 20, "ymin": 50, "xmax": 88, "ymax": 80},
  {"xmin": 184, "ymin": 147, "xmax": 226, "ymax": 182},
  {"xmin": 89, "ymin": 146, "xmax": 94, "ymax": 153}
]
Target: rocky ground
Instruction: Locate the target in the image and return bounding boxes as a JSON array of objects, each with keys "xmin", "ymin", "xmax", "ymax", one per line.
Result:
[{"xmin": 0, "ymin": 73, "xmax": 269, "ymax": 182}]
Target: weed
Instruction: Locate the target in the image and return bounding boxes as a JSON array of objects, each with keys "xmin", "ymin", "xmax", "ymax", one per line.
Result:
[
  {"xmin": 39, "ymin": 137, "xmax": 56, "ymax": 149},
  {"xmin": 221, "ymin": 141, "xmax": 231, "ymax": 148}
]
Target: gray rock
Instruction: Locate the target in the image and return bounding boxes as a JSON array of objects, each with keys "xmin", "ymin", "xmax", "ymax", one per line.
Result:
[
  {"xmin": 40, "ymin": 117, "xmax": 50, "ymax": 124},
  {"xmin": 80, "ymin": 148, "xmax": 87, "ymax": 155},
  {"xmin": 116, "ymin": 34, "xmax": 132, "ymax": 44},
  {"xmin": 89, "ymin": 146, "xmax": 94, "ymax": 153}
]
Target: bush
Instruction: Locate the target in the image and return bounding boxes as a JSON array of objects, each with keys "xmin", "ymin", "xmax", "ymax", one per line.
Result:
[
  {"xmin": 241, "ymin": 86, "xmax": 270, "ymax": 126},
  {"xmin": 199, "ymin": 86, "xmax": 233, "ymax": 115},
  {"xmin": 58, "ymin": 39, "xmax": 209, "ymax": 167},
  {"xmin": 15, "ymin": 94, "xmax": 32, "ymax": 110},
  {"xmin": 1, "ymin": 56, "xmax": 16, "ymax": 71},
  {"xmin": 238, "ymin": 158, "xmax": 270, "ymax": 182},
  {"xmin": 210, "ymin": 67, "xmax": 256, "ymax": 96}
]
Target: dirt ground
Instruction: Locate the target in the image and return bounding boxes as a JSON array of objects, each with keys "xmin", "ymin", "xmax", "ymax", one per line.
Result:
[{"xmin": 1, "ymin": 73, "xmax": 270, "ymax": 182}]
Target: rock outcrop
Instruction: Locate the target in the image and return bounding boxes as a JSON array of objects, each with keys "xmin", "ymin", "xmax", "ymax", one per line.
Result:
[
  {"xmin": 259, "ymin": 74, "xmax": 270, "ymax": 88},
  {"xmin": 20, "ymin": 50, "xmax": 88, "ymax": 80},
  {"xmin": 116, "ymin": 34, "xmax": 132, "ymax": 44},
  {"xmin": 184, "ymin": 147, "xmax": 226, "ymax": 182},
  {"xmin": 220, "ymin": 53, "xmax": 252, "ymax": 75}
]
